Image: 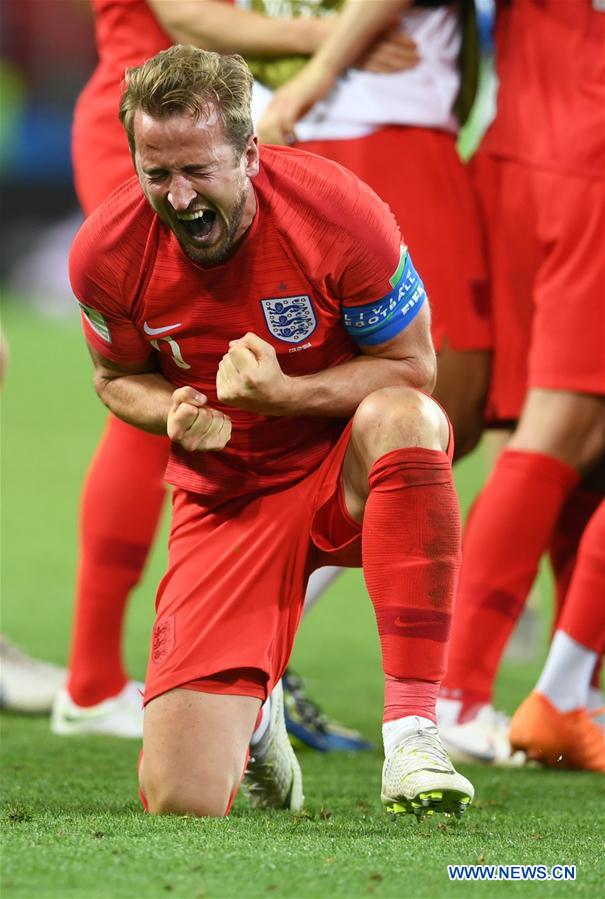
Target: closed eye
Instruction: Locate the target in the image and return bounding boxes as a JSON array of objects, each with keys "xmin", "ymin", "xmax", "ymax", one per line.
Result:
[{"xmin": 144, "ymin": 170, "xmax": 168, "ymax": 183}]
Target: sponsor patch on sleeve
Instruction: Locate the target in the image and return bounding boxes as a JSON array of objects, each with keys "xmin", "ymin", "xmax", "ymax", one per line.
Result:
[
  {"xmin": 78, "ymin": 303, "xmax": 112, "ymax": 343},
  {"xmin": 341, "ymin": 246, "xmax": 427, "ymax": 346}
]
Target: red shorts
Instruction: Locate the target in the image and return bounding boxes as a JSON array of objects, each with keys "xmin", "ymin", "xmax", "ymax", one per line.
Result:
[
  {"xmin": 144, "ymin": 413, "xmax": 454, "ymax": 706},
  {"xmin": 473, "ymin": 151, "xmax": 605, "ymax": 421},
  {"xmin": 299, "ymin": 126, "xmax": 490, "ymax": 353}
]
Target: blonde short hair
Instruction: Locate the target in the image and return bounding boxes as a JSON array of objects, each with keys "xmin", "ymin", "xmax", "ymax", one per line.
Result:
[{"xmin": 119, "ymin": 45, "xmax": 254, "ymax": 156}]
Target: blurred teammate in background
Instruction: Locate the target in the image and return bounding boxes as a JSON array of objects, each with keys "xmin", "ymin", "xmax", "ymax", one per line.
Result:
[
  {"xmin": 437, "ymin": 0, "xmax": 605, "ymax": 764},
  {"xmin": 69, "ymin": 44, "xmax": 474, "ymax": 819},
  {"xmin": 509, "ymin": 499, "xmax": 605, "ymax": 772},
  {"xmin": 53, "ymin": 0, "xmax": 418, "ymax": 747}
]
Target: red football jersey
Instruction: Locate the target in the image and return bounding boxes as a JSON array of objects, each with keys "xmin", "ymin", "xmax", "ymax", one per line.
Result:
[
  {"xmin": 70, "ymin": 147, "xmax": 407, "ymax": 501},
  {"xmin": 483, "ymin": 0, "xmax": 605, "ymax": 180}
]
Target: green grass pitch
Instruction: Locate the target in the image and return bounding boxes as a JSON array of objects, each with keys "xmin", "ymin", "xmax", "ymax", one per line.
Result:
[{"xmin": 1, "ymin": 301, "xmax": 603, "ymax": 898}]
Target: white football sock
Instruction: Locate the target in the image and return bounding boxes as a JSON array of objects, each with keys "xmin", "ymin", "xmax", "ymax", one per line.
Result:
[
  {"xmin": 250, "ymin": 696, "xmax": 271, "ymax": 750},
  {"xmin": 302, "ymin": 566, "xmax": 344, "ymax": 615},
  {"xmin": 535, "ymin": 631, "xmax": 597, "ymax": 712},
  {"xmin": 382, "ymin": 716, "xmax": 435, "ymax": 755}
]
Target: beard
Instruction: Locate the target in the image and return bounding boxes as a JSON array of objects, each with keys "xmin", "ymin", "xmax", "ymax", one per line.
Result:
[{"xmin": 179, "ymin": 182, "xmax": 249, "ymax": 268}]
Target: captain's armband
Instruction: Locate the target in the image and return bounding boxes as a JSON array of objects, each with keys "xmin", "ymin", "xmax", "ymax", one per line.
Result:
[{"xmin": 342, "ymin": 247, "xmax": 427, "ymax": 347}]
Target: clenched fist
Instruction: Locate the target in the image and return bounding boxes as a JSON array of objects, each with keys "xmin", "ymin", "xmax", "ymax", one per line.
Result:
[
  {"xmin": 167, "ymin": 386, "xmax": 232, "ymax": 452},
  {"xmin": 216, "ymin": 332, "xmax": 294, "ymax": 414}
]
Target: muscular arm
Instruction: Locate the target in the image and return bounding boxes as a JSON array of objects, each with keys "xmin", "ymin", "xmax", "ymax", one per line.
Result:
[
  {"xmin": 217, "ymin": 301, "xmax": 436, "ymax": 418},
  {"xmin": 90, "ymin": 347, "xmax": 174, "ymax": 433},
  {"xmin": 91, "ymin": 347, "xmax": 232, "ymax": 451},
  {"xmin": 147, "ymin": 0, "xmax": 330, "ymax": 56},
  {"xmin": 288, "ymin": 302, "xmax": 436, "ymax": 415}
]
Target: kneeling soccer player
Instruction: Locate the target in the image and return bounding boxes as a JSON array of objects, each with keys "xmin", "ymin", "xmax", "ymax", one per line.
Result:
[{"xmin": 69, "ymin": 45, "xmax": 473, "ymax": 819}]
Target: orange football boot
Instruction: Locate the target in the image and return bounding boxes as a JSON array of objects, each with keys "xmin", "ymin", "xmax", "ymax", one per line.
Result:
[{"xmin": 510, "ymin": 691, "xmax": 605, "ymax": 772}]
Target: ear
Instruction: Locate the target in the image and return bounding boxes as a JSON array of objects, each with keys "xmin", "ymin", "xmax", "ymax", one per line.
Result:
[{"xmin": 244, "ymin": 134, "xmax": 260, "ymax": 178}]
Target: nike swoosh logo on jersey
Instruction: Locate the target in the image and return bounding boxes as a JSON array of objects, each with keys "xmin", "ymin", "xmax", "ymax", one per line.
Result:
[{"xmin": 143, "ymin": 321, "xmax": 182, "ymax": 336}]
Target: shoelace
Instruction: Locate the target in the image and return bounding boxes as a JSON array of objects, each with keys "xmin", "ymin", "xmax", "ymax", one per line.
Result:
[{"xmin": 396, "ymin": 728, "xmax": 454, "ymax": 773}]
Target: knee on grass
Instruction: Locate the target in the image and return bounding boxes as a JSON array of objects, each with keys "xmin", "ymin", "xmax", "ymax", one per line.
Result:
[{"xmin": 143, "ymin": 766, "xmax": 237, "ymax": 818}]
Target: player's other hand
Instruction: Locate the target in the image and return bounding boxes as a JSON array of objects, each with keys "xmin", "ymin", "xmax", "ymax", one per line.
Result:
[
  {"xmin": 167, "ymin": 386, "xmax": 232, "ymax": 452},
  {"xmin": 217, "ymin": 333, "xmax": 293, "ymax": 415}
]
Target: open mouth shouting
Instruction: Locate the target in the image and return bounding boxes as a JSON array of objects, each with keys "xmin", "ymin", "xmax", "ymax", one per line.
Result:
[
  {"xmin": 170, "ymin": 187, "xmax": 249, "ymax": 267},
  {"xmin": 176, "ymin": 208, "xmax": 218, "ymax": 243}
]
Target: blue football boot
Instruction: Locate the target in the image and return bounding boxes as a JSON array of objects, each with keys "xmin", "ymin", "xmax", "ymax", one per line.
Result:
[{"xmin": 282, "ymin": 668, "xmax": 374, "ymax": 753}]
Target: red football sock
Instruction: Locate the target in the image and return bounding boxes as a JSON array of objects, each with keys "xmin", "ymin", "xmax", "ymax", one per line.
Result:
[
  {"xmin": 384, "ymin": 675, "xmax": 440, "ymax": 723},
  {"xmin": 67, "ymin": 416, "xmax": 169, "ymax": 706},
  {"xmin": 443, "ymin": 450, "xmax": 579, "ymax": 703},
  {"xmin": 362, "ymin": 448, "xmax": 461, "ymax": 724},
  {"xmin": 549, "ymin": 485, "xmax": 602, "ymax": 627},
  {"xmin": 557, "ymin": 500, "xmax": 605, "ymax": 654}
]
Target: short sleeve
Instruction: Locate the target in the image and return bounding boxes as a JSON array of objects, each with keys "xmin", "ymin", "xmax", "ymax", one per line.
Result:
[
  {"xmin": 328, "ymin": 175, "xmax": 427, "ymax": 346},
  {"xmin": 69, "ymin": 211, "xmax": 151, "ymax": 366},
  {"xmin": 341, "ymin": 244, "xmax": 428, "ymax": 347}
]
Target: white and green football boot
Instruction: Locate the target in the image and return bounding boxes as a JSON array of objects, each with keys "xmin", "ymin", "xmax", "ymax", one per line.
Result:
[
  {"xmin": 242, "ymin": 680, "xmax": 304, "ymax": 812},
  {"xmin": 0, "ymin": 636, "xmax": 65, "ymax": 714},
  {"xmin": 51, "ymin": 681, "xmax": 144, "ymax": 738},
  {"xmin": 381, "ymin": 719, "xmax": 474, "ymax": 819}
]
